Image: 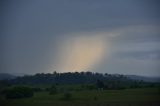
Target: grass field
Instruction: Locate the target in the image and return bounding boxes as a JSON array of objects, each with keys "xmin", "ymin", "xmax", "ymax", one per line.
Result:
[{"xmin": 0, "ymin": 88, "xmax": 160, "ymax": 106}]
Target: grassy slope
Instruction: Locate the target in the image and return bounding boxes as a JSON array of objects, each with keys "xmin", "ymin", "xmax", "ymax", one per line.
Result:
[{"xmin": 0, "ymin": 88, "xmax": 160, "ymax": 106}]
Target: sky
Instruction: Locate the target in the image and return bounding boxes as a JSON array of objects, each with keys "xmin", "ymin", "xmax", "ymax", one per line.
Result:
[{"xmin": 0, "ymin": 0, "xmax": 160, "ymax": 76}]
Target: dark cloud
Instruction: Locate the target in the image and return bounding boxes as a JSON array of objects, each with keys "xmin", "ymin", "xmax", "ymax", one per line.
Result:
[
  {"xmin": 113, "ymin": 50, "xmax": 160, "ymax": 60},
  {"xmin": 0, "ymin": 0, "xmax": 160, "ymax": 76}
]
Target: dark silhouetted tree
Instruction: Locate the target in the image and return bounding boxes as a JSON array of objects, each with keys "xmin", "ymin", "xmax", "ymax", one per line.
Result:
[
  {"xmin": 96, "ymin": 80, "xmax": 104, "ymax": 90},
  {"xmin": 5, "ymin": 86, "xmax": 33, "ymax": 99}
]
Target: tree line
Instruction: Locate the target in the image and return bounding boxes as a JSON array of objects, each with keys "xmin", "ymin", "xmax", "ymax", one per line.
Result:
[
  {"xmin": 4, "ymin": 71, "xmax": 157, "ymax": 89},
  {"xmin": 0, "ymin": 71, "xmax": 159, "ymax": 99}
]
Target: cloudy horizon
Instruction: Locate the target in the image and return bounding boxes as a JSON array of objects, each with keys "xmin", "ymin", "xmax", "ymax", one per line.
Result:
[{"xmin": 1, "ymin": 0, "xmax": 160, "ymax": 77}]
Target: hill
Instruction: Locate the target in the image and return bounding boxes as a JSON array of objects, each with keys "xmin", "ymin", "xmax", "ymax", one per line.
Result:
[
  {"xmin": 0, "ymin": 73, "xmax": 16, "ymax": 80},
  {"xmin": 5, "ymin": 72, "xmax": 159, "ymax": 89},
  {"xmin": 126, "ymin": 75, "xmax": 160, "ymax": 82}
]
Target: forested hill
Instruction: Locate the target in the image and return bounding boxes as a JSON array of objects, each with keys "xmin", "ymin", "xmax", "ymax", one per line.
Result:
[
  {"xmin": 0, "ymin": 73, "xmax": 16, "ymax": 80},
  {"xmin": 0, "ymin": 72, "xmax": 152, "ymax": 87},
  {"xmin": 0, "ymin": 72, "xmax": 159, "ymax": 89},
  {"xmin": 9, "ymin": 72, "xmax": 128, "ymax": 84}
]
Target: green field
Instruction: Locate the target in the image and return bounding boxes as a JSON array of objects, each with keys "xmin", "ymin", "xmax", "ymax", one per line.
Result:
[{"xmin": 0, "ymin": 88, "xmax": 160, "ymax": 106}]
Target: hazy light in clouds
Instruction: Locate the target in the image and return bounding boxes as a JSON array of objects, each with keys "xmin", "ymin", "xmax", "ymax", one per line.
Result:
[
  {"xmin": 1, "ymin": 0, "xmax": 159, "ymax": 76},
  {"xmin": 54, "ymin": 34, "xmax": 107, "ymax": 72}
]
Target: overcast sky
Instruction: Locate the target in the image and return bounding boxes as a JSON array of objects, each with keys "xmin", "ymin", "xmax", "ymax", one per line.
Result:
[{"xmin": 0, "ymin": 0, "xmax": 160, "ymax": 76}]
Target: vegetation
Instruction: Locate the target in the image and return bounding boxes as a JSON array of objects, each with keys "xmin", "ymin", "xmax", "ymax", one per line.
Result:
[
  {"xmin": 4, "ymin": 86, "xmax": 33, "ymax": 99},
  {"xmin": 8, "ymin": 72, "xmax": 159, "ymax": 89},
  {"xmin": 0, "ymin": 88, "xmax": 160, "ymax": 106},
  {"xmin": 0, "ymin": 72, "xmax": 159, "ymax": 106},
  {"xmin": 62, "ymin": 92, "xmax": 72, "ymax": 100},
  {"xmin": 49, "ymin": 85, "xmax": 57, "ymax": 95}
]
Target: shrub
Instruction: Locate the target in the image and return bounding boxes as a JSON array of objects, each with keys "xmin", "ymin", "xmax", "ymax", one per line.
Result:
[
  {"xmin": 86, "ymin": 84, "xmax": 96, "ymax": 90},
  {"xmin": 5, "ymin": 86, "xmax": 33, "ymax": 99},
  {"xmin": 94, "ymin": 96, "xmax": 98, "ymax": 101},
  {"xmin": 32, "ymin": 87, "xmax": 42, "ymax": 92},
  {"xmin": 49, "ymin": 85, "xmax": 57, "ymax": 95},
  {"xmin": 62, "ymin": 92, "xmax": 72, "ymax": 100}
]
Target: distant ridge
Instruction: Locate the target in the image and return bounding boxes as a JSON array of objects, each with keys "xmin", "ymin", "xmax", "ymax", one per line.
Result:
[
  {"xmin": 126, "ymin": 75, "xmax": 160, "ymax": 82},
  {"xmin": 0, "ymin": 72, "xmax": 159, "ymax": 83},
  {"xmin": 0, "ymin": 73, "xmax": 16, "ymax": 80}
]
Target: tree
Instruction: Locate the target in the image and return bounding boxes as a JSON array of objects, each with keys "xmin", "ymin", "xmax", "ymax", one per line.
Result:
[
  {"xmin": 62, "ymin": 92, "xmax": 72, "ymax": 100},
  {"xmin": 49, "ymin": 85, "xmax": 57, "ymax": 95},
  {"xmin": 5, "ymin": 86, "xmax": 33, "ymax": 99},
  {"xmin": 96, "ymin": 80, "xmax": 104, "ymax": 90}
]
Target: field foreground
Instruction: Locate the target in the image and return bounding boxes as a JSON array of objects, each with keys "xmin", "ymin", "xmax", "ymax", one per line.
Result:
[{"xmin": 0, "ymin": 88, "xmax": 160, "ymax": 106}]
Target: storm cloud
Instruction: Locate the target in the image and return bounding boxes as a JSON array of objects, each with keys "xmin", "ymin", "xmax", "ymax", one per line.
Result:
[{"xmin": 0, "ymin": 0, "xmax": 160, "ymax": 76}]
